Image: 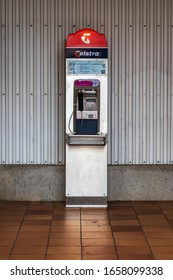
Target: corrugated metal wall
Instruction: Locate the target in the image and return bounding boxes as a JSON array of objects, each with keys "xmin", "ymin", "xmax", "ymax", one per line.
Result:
[{"xmin": 0, "ymin": 0, "xmax": 173, "ymax": 165}]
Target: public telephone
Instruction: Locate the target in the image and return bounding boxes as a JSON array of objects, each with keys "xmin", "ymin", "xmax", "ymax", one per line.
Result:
[
  {"xmin": 74, "ymin": 79, "xmax": 100, "ymax": 135},
  {"xmin": 65, "ymin": 28, "xmax": 108, "ymax": 207}
]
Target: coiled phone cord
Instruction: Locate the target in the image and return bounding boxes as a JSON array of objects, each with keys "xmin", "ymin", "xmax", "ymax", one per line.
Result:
[{"xmin": 68, "ymin": 110, "xmax": 75, "ymax": 134}]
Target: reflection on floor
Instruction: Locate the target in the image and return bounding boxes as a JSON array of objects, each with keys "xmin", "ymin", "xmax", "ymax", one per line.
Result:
[{"xmin": 0, "ymin": 201, "xmax": 173, "ymax": 260}]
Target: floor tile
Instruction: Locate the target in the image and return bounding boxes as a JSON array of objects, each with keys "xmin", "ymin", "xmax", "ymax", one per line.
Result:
[
  {"xmin": 50, "ymin": 231, "xmax": 80, "ymax": 239},
  {"xmin": 0, "ymin": 215, "xmax": 24, "ymax": 221},
  {"xmin": 0, "ymin": 202, "xmax": 29, "ymax": 211},
  {"xmin": 10, "ymin": 255, "xmax": 46, "ymax": 260},
  {"xmin": 162, "ymin": 210, "xmax": 173, "ymax": 215},
  {"xmin": 17, "ymin": 232, "xmax": 49, "ymax": 239},
  {"xmin": 0, "ymin": 247, "xmax": 13, "ymax": 255},
  {"xmin": 144, "ymin": 231, "xmax": 173, "ymax": 239},
  {"xmin": 0, "ymin": 221, "xmax": 21, "ymax": 226},
  {"xmin": 82, "ymin": 238, "xmax": 114, "ymax": 246},
  {"xmin": 53, "ymin": 214, "xmax": 80, "ymax": 220},
  {"xmin": 0, "ymin": 210, "xmax": 26, "ymax": 216},
  {"xmin": 168, "ymin": 220, "xmax": 173, "ymax": 227},
  {"xmin": 81, "ymin": 209, "xmax": 107, "ymax": 216},
  {"xmin": 81, "ymin": 214, "xmax": 108, "ymax": 220},
  {"xmin": 54, "ymin": 209, "xmax": 80, "ymax": 215},
  {"xmin": 110, "ymin": 220, "xmax": 140, "ymax": 226},
  {"xmin": 24, "ymin": 215, "xmax": 52, "ymax": 220},
  {"xmin": 151, "ymin": 248, "xmax": 173, "ymax": 260},
  {"xmin": 54, "ymin": 203, "xmax": 70, "ymax": 210},
  {"xmin": 119, "ymin": 254, "xmax": 154, "ymax": 260},
  {"xmin": 148, "ymin": 239, "xmax": 173, "ymax": 246},
  {"xmin": 109, "ymin": 215, "xmax": 137, "ymax": 220},
  {"xmin": 138, "ymin": 214, "xmax": 165, "ymax": 220},
  {"xmin": 82, "ymin": 231, "xmax": 113, "ymax": 239},
  {"xmin": 15, "ymin": 238, "xmax": 48, "ymax": 246},
  {"xmin": 52, "ymin": 220, "xmax": 80, "ymax": 226},
  {"xmin": 0, "ymin": 255, "xmax": 10, "ymax": 260},
  {"xmin": 50, "ymin": 225, "xmax": 80, "ymax": 232},
  {"xmin": 0, "ymin": 232, "xmax": 18, "ymax": 239},
  {"xmin": 47, "ymin": 246, "xmax": 81, "ymax": 255},
  {"xmin": 81, "ymin": 220, "xmax": 109, "ymax": 226},
  {"xmin": 0, "ymin": 226, "xmax": 20, "ymax": 232},
  {"xmin": 117, "ymin": 245, "xmax": 151, "ymax": 255},
  {"xmin": 49, "ymin": 238, "xmax": 81, "ymax": 246},
  {"xmin": 83, "ymin": 254, "xmax": 117, "ymax": 260},
  {"xmin": 134, "ymin": 210, "xmax": 163, "ymax": 215},
  {"xmin": 108, "ymin": 209, "xmax": 136, "ymax": 215},
  {"xmin": 26, "ymin": 210, "xmax": 53, "ymax": 215},
  {"xmin": 46, "ymin": 254, "xmax": 81, "ymax": 260},
  {"xmin": 108, "ymin": 205, "xmax": 134, "ymax": 211},
  {"xmin": 142, "ymin": 226, "xmax": 172, "ymax": 232},
  {"xmin": 82, "ymin": 245, "xmax": 116, "ymax": 255},
  {"xmin": 115, "ymin": 238, "xmax": 148, "ymax": 246},
  {"xmin": 27, "ymin": 203, "xmax": 54, "ymax": 211},
  {"xmin": 113, "ymin": 232, "xmax": 146, "ymax": 239},
  {"xmin": 19, "ymin": 225, "xmax": 50, "ymax": 232},
  {"xmin": 0, "ymin": 239, "xmax": 16, "ymax": 246},
  {"xmin": 164, "ymin": 214, "xmax": 173, "ymax": 220},
  {"xmin": 158, "ymin": 201, "xmax": 173, "ymax": 209},
  {"xmin": 112, "ymin": 225, "xmax": 143, "ymax": 232},
  {"xmin": 82, "ymin": 225, "xmax": 111, "ymax": 232},
  {"xmin": 22, "ymin": 220, "xmax": 51, "ymax": 226},
  {"xmin": 151, "ymin": 254, "xmax": 173, "ymax": 260},
  {"xmin": 11, "ymin": 246, "xmax": 47, "ymax": 255},
  {"xmin": 139, "ymin": 219, "xmax": 169, "ymax": 226}
]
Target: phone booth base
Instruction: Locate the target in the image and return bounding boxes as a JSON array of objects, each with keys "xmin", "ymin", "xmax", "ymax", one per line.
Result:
[{"xmin": 66, "ymin": 141, "xmax": 107, "ymax": 207}]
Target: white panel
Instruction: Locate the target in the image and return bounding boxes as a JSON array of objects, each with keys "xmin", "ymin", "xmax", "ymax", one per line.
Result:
[
  {"xmin": 66, "ymin": 145, "xmax": 107, "ymax": 196},
  {"xmin": 0, "ymin": 0, "xmax": 173, "ymax": 165}
]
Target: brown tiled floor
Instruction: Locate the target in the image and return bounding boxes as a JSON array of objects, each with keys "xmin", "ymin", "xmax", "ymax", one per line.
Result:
[{"xmin": 1, "ymin": 201, "xmax": 173, "ymax": 260}]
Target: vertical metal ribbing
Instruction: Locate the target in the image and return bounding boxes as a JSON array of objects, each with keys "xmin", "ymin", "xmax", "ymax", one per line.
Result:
[
  {"xmin": 0, "ymin": 0, "xmax": 173, "ymax": 165},
  {"xmin": 170, "ymin": 0, "xmax": 173, "ymax": 164},
  {"xmin": 0, "ymin": 0, "xmax": 6, "ymax": 164}
]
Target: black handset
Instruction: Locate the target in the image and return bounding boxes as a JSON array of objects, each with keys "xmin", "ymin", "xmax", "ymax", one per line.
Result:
[{"xmin": 78, "ymin": 92, "xmax": 84, "ymax": 111}]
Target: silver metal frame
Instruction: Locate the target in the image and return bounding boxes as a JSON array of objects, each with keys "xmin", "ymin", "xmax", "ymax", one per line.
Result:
[{"xmin": 66, "ymin": 133, "xmax": 107, "ymax": 146}]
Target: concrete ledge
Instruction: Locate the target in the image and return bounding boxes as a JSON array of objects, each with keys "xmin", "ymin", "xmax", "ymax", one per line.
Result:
[
  {"xmin": 0, "ymin": 165, "xmax": 65, "ymax": 201},
  {"xmin": 1, "ymin": 165, "xmax": 173, "ymax": 201},
  {"xmin": 108, "ymin": 165, "xmax": 173, "ymax": 200}
]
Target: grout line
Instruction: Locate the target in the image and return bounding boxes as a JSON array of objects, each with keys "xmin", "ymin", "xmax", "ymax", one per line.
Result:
[
  {"xmin": 107, "ymin": 204, "xmax": 119, "ymax": 260},
  {"xmin": 157, "ymin": 201, "xmax": 173, "ymax": 229},
  {"xmin": 131, "ymin": 201, "xmax": 155, "ymax": 260},
  {"xmin": 13, "ymin": 166, "xmax": 16, "ymax": 200},
  {"xmin": 9, "ymin": 201, "xmax": 30, "ymax": 259},
  {"xmin": 80, "ymin": 208, "xmax": 83, "ymax": 260},
  {"xmin": 45, "ymin": 203, "xmax": 55, "ymax": 260}
]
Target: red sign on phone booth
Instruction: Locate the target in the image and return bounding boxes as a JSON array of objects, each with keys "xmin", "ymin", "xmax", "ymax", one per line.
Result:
[
  {"xmin": 66, "ymin": 28, "xmax": 108, "ymax": 59},
  {"xmin": 66, "ymin": 28, "xmax": 108, "ymax": 48}
]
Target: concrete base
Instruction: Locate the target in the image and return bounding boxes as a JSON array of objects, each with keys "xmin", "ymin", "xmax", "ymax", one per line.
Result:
[
  {"xmin": 108, "ymin": 165, "xmax": 173, "ymax": 200},
  {"xmin": 1, "ymin": 165, "xmax": 173, "ymax": 201},
  {"xmin": 0, "ymin": 165, "xmax": 65, "ymax": 201}
]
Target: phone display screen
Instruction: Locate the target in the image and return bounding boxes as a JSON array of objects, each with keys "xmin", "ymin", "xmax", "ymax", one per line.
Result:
[{"xmin": 67, "ymin": 60, "xmax": 106, "ymax": 75}]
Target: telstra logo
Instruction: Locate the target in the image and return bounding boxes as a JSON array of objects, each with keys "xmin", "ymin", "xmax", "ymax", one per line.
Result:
[
  {"xmin": 81, "ymin": 33, "xmax": 91, "ymax": 44},
  {"xmin": 74, "ymin": 50, "xmax": 100, "ymax": 58}
]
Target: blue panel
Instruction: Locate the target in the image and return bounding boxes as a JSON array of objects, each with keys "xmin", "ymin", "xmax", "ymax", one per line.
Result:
[
  {"xmin": 66, "ymin": 48, "xmax": 108, "ymax": 58},
  {"xmin": 76, "ymin": 120, "xmax": 98, "ymax": 135}
]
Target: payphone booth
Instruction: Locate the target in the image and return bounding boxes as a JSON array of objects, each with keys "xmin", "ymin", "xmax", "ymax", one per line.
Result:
[{"xmin": 65, "ymin": 28, "xmax": 108, "ymax": 207}]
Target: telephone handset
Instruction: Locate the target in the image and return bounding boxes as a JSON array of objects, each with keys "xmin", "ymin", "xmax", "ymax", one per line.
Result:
[
  {"xmin": 73, "ymin": 79, "xmax": 100, "ymax": 135},
  {"xmin": 78, "ymin": 92, "xmax": 84, "ymax": 111}
]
